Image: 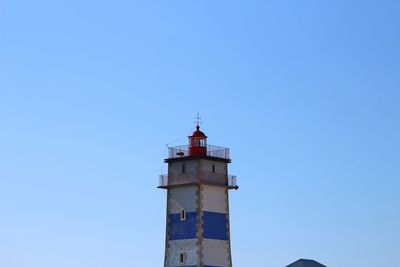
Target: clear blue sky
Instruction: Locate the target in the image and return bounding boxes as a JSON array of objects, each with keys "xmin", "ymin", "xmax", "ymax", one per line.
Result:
[{"xmin": 1, "ymin": 1, "xmax": 399, "ymax": 266}]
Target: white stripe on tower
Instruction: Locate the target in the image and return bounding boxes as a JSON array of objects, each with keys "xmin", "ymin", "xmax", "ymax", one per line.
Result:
[{"xmin": 200, "ymin": 185, "xmax": 231, "ymax": 267}]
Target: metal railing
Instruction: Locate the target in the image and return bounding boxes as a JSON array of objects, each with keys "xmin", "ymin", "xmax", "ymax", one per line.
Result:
[
  {"xmin": 158, "ymin": 173, "xmax": 238, "ymax": 188},
  {"xmin": 228, "ymin": 175, "xmax": 237, "ymax": 188},
  {"xmin": 159, "ymin": 175, "xmax": 168, "ymax": 187},
  {"xmin": 167, "ymin": 144, "xmax": 230, "ymax": 160}
]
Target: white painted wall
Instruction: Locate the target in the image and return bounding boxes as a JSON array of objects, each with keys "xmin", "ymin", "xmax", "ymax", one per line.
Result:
[
  {"xmin": 199, "ymin": 159, "xmax": 227, "ymax": 174},
  {"xmin": 168, "ymin": 185, "xmax": 198, "ymax": 213},
  {"xmin": 169, "ymin": 160, "xmax": 198, "ymax": 175},
  {"xmin": 201, "ymin": 185, "xmax": 227, "ymax": 214},
  {"xmin": 164, "ymin": 158, "xmax": 232, "ymax": 267},
  {"xmin": 202, "ymin": 239, "xmax": 230, "ymax": 267},
  {"xmin": 200, "ymin": 185, "xmax": 232, "ymax": 267},
  {"xmin": 165, "ymin": 239, "xmax": 198, "ymax": 266}
]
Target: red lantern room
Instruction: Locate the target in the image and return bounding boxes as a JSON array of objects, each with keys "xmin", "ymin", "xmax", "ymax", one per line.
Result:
[{"xmin": 188, "ymin": 125, "xmax": 207, "ymax": 156}]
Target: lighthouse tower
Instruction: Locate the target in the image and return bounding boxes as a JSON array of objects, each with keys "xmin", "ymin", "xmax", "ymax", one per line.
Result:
[{"xmin": 158, "ymin": 122, "xmax": 238, "ymax": 267}]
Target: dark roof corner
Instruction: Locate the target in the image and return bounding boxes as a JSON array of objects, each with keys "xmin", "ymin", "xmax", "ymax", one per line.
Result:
[{"xmin": 286, "ymin": 259, "xmax": 327, "ymax": 267}]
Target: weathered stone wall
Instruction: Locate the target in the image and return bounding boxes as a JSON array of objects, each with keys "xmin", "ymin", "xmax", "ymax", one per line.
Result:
[
  {"xmin": 163, "ymin": 159, "xmax": 233, "ymax": 267},
  {"xmin": 199, "ymin": 185, "xmax": 232, "ymax": 267}
]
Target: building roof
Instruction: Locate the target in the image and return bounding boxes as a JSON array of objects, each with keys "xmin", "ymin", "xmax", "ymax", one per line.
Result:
[
  {"xmin": 189, "ymin": 125, "xmax": 207, "ymax": 138},
  {"xmin": 286, "ymin": 259, "xmax": 327, "ymax": 267}
]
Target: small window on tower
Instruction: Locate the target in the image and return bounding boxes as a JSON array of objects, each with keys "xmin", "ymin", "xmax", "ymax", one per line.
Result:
[
  {"xmin": 182, "ymin": 163, "xmax": 185, "ymax": 173},
  {"xmin": 212, "ymin": 164, "xmax": 215, "ymax": 173},
  {"xmin": 180, "ymin": 209, "xmax": 186, "ymax": 221},
  {"xmin": 179, "ymin": 252, "xmax": 185, "ymax": 264}
]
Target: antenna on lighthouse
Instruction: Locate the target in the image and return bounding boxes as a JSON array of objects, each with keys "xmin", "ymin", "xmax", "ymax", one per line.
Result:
[{"xmin": 194, "ymin": 112, "xmax": 202, "ymax": 129}]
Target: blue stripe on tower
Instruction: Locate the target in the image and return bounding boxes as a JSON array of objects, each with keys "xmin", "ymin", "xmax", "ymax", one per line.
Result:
[
  {"xmin": 168, "ymin": 212, "xmax": 197, "ymax": 240},
  {"xmin": 202, "ymin": 211, "xmax": 227, "ymax": 240}
]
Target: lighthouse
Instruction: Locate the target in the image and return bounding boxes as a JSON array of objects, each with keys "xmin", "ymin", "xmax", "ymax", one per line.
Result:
[{"xmin": 158, "ymin": 121, "xmax": 238, "ymax": 267}]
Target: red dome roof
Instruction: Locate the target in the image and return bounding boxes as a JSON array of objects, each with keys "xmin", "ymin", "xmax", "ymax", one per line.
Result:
[{"xmin": 189, "ymin": 126, "xmax": 207, "ymax": 138}]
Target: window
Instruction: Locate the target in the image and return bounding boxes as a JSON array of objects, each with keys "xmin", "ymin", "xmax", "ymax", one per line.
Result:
[
  {"xmin": 179, "ymin": 252, "xmax": 185, "ymax": 264},
  {"xmin": 180, "ymin": 209, "xmax": 186, "ymax": 220},
  {"xmin": 200, "ymin": 139, "xmax": 206, "ymax": 146},
  {"xmin": 212, "ymin": 164, "xmax": 215, "ymax": 173},
  {"xmin": 182, "ymin": 163, "xmax": 185, "ymax": 173}
]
